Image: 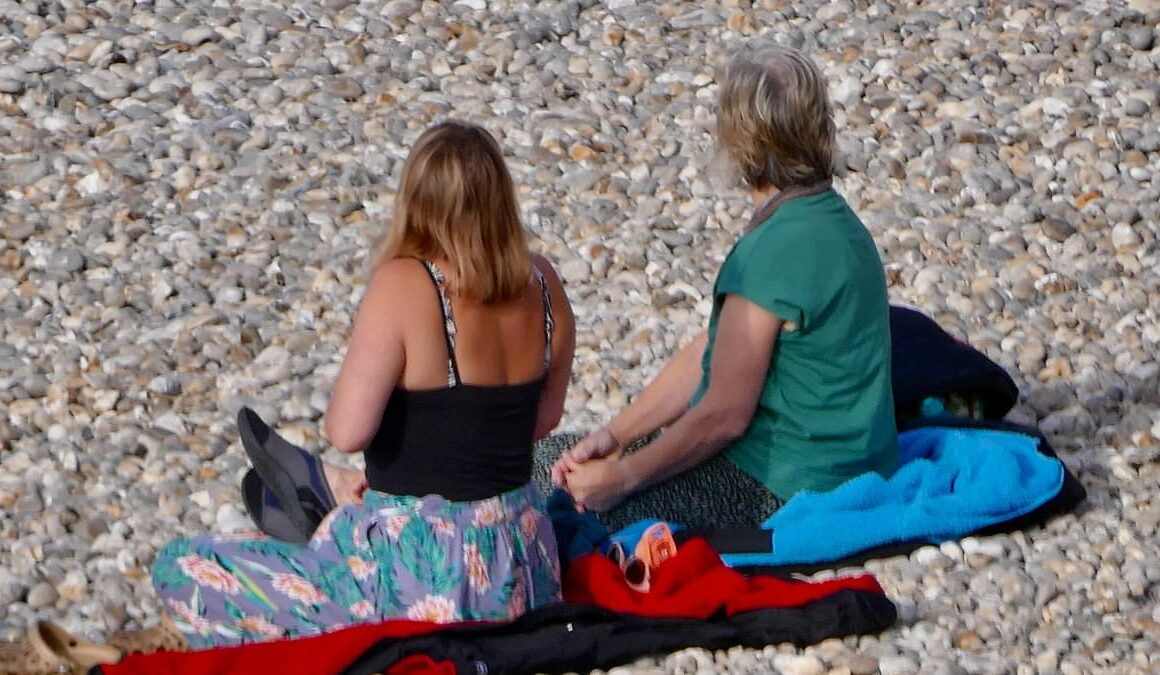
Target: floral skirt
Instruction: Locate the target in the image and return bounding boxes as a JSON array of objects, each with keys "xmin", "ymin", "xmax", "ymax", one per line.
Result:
[{"xmin": 151, "ymin": 483, "xmax": 561, "ymax": 648}]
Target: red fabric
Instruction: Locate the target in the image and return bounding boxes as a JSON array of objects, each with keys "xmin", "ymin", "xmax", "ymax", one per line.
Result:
[
  {"xmin": 102, "ymin": 538, "xmax": 883, "ymax": 675},
  {"xmin": 563, "ymin": 537, "xmax": 883, "ymax": 618},
  {"xmin": 387, "ymin": 655, "xmax": 457, "ymax": 674}
]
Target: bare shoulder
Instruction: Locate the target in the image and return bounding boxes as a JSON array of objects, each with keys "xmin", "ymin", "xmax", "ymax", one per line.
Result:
[
  {"xmin": 365, "ymin": 257, "xmax": 431, "ymax": 299},
  {"xmin": 353, "ymin": 259, "xmax": 435, "ymax": 329},
  {"xmin": 530, "ymin": 253, "xmax": 574, "ymax": 328},
  {"xmin": 531, "ymin": 253, "xmax": 564, "ymax": 290}
]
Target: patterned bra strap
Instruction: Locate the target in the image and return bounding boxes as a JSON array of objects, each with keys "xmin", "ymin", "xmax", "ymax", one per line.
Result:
[
  {"xmin": 420, "ymin": 260, "xmax": 461, "ymax": 387},
  {"xmin": 534, "ymin": 267, "xmax": 554, "ymax": 371}
]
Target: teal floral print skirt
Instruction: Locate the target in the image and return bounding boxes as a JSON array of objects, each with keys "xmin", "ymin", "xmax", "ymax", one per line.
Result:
[{"xmin": 151, "ymin": 483, "xmax": 561, "ymax": 648}]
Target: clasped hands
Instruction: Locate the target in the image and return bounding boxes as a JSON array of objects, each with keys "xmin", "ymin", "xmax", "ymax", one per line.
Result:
[{"xmin": 550, "ymin": 427, "xmax": 636, "ymax": 513}]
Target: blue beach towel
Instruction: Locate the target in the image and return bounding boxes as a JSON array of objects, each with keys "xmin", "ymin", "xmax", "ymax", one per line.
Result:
[
  {"xmin": 607, "ymin": 427, "xmax": 1065, "ymax": 568},
  {"xmin": 721, "ymin": 427, "xmax": 1064, "ymax": 566}
]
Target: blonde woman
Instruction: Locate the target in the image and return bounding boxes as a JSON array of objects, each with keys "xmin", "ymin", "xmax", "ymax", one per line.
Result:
[
  {"xmin": 547, "ymin": 45, "xmax": 898, "ymax": 530},
  {"xmin": 140, "ymin": 121, "xmax": 575, "ymax": 649}
]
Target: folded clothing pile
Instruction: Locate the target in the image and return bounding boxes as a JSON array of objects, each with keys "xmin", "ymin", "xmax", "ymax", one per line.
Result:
[{"xmin": 98, "ymin": 538, "xmax": 896, "ymax": 675}]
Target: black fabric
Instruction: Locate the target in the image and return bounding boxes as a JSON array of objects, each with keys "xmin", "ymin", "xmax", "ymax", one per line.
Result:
[
  {"xmin": 366, "ymin": 379, "xmax": 546, "ymax": 501},
  {"xmin": 364, "ymin": 263, "xmax": 550, "ymax": 502},
  {"xmin": 341, "ymin": 591, "xmax": 896, "ymax": 675},
  {"xmin": 889, "ymin": 305, "xmax": 1019, "ymax": 421},
  {"xmin": 697, "ymin": 418, "xmax": 1086, "ymax": 577}
]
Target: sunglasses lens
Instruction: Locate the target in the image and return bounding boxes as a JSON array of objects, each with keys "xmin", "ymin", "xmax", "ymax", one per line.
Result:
[{"xmin": 624, "ymin": 558, "xmax": 648, "ymax": 587}]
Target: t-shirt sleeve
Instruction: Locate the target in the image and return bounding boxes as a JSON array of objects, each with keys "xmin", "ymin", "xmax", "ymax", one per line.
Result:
[{"xmin": 715, "ymin": 230, "xmax": 815, "ymax": 329}]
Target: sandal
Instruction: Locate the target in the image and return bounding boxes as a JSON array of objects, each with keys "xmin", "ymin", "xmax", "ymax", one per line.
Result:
[
  {"xmin": 241, "ymin": 469, "xmax": 311, "ymax": 544},
  {"xmin": 0, "ymin": 621, "xmax": 121, "ymax": 675},
  {"xmin": 107, "ymin": 613, "xmax": 188, "ymax": 656},
  {"xmin": 237, "ymin": 407, "xmax": 336, "ymax": 541}
]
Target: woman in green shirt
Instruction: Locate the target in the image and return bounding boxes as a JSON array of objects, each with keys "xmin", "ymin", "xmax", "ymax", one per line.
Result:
[{"xmin": 543, "ymin": 45, "xmax": 899, "ymax": 529}]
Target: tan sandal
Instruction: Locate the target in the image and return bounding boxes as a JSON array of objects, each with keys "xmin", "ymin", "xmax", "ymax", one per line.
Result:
[
  {"xmin": 0, "ymin": 621, "xmax": 121, "ymax": 675},
  {"xmin": 107, "ymin": 613, "xmax": 187, "ymax": 656}
]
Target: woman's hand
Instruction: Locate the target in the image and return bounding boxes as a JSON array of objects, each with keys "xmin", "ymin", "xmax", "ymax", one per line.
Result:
[
  {"xmin": 563, "ymin": 455, "xmax": 636, "ymax": 513},
  {"xmin": 551, "ymin": 427, "xmax": 619, "ymax": 486}
]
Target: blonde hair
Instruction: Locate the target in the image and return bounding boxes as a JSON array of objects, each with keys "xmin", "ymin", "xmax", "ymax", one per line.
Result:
[
  {"xmin": 717, "ymin": 44, "xmax": 836, "ymax": 190},
  {"xmin": 379, "ymin": 121, "xmax": 531, "ymax": 303}
]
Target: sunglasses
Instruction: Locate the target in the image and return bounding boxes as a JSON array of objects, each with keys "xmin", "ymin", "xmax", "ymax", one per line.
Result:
[{"xmin": 605, "ymin": 523, "xmax": 677, "ymax": 593}]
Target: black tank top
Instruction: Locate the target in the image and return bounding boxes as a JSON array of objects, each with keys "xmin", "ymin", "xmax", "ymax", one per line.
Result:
[{"xmin": 364, "ymin": 260, "xmax": 555, "ymax": 501}]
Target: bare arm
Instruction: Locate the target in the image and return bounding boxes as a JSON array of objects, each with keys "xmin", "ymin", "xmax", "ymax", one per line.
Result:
[
  {"xmin": 566, "ymin": 295, "xmax": 781, "ymax": 510},
  {"xmin": 531, "ymin": 255, "xmax": 576, "ymax": 442},
  {"xmin": 324, "ymin": 261, "xmax": 408, "ymax": 453},
  {"xmin": 604, "ymin": 332, "xmax": 708, "ymax": 450},
  {"xmin": 550, "ymin": 331, "xmax": 707, "ymax": 485}
]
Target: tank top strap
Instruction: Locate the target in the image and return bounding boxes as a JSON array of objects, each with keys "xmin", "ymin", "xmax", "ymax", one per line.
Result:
[
  {"xmin": 533, "ymin": 267, "xmax": 554, "ymax": 371},
  {"xmin": 420, "ymin": 260, "xmax": 461, "ymax": 387}
]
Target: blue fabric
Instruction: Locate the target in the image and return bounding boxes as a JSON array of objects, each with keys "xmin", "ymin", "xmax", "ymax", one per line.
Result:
[
  {"xmin": 920, "ymin": 397, "xmax": 948, "ymax": 418},
  {"xmin": 546, "ymin": 489, "xmax": 609, "ymax": 562},
  {"xmin": 604, "ymin": 427, "xmax": 1065, "ymax": 568},
  {"xmin": 606, "ymin": 519, "xmax": 685, "ymax": 555},
  {"xmin": 722, "ymin": 427, "xmax": 1063, "ymax": 566},
  {"xmin": 303, "ymin": 450, "xmax": 336, "ymax": 511}
]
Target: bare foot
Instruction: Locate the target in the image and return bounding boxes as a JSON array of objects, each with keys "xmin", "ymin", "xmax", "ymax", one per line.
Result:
[{"xmin": 322, "ymin": 462, "xmax": 367, "ymax": 505}]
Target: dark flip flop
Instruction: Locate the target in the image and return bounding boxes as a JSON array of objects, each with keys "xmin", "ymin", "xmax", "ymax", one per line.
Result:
[
  {"xmin": 241, "ymin": 469, "xmax": 310, "ymax": 544},
  {"xmin": 237, "ymin": 406, "xmax": 337, "ymax": 541}
]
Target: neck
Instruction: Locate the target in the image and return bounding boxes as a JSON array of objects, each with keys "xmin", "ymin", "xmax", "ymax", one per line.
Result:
[
  {"xmin": 744, "ymin": 178, "xmax": 834, "ymax": 231},
  {"xmin": 749, "ymin": 185, "xmax": 779, "ymax": 206}
]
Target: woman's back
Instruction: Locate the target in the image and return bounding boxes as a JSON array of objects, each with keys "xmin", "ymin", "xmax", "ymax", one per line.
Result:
[
  {"xmin": 152, "ymin": 121, "xmax": 569, "ymax": 649},
  {"xmin": 364, "ymin": 257, "xmax": 563, "ymax": 500},
  {"xmin": 323, "ymin": 122, "xmax": 575, "ymax": 486},
  {"xmin": 395, "ymin": 258, "xmax": 553, "ymax": 391}
]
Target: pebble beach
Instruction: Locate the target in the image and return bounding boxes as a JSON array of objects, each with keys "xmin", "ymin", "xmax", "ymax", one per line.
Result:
[{"xmin": 1, "ymin": 0, "xmax": 1159, "ymax": 673}]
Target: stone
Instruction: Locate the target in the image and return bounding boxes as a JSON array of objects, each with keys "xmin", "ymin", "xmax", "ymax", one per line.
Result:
[
  {"xmin": 772, "ymin": 654, "xmax": 825, "ymax": 675},
  {"xmin": 1125, "ymin": 98, "xmax": 1150, "ymax": 117},
  {"xmin": 846, "ymin": 655, "xmax": 881, "ymax": 675},
  {"xmin": 954, "ymin": 629, "xmax": 984, "ymax": 650},
  {"xmin": 26, "ymin": 582, "xmax": 58, "ymax": 609},
  {"xmin": 1136, "ymin": 133, "xmax": 1160, "ymax": 154},
  {"xmin": 52, "ymin": 249, "xmax": 86, "ymax": 273},
  {"xmin": 1128, "ymin": 27, "xmax": 1156, "ymax": 51},
  {"xmin": 560, "ymin": 259, "xmax": 592, "ymax": 285},
  {"xmin": 1112, "ymin": 223, "xmax": 1143, "ymax": 251},
  {"xmin": 148, "ymin": 376, "xmax": 182, "ymax": 396},
  {"xmin": 0, "ymin": 65, "xmax": 24, "ymax": 94},
  {"xmin": 1041, "ymin": 218, "xmax": 1076, "ymax": 242},
  {"xmin": 878, "ymin": 655, "xmax": 919, "ymax": 675},
  {"xmin": 181, "ymin": 27, "xmax": 218, "ymax": 47}
]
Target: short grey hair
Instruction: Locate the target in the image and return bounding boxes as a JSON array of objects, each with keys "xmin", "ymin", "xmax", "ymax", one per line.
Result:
[{"xmin": 716, "ymin": 44, "xmax": 837, "ymax": 189}]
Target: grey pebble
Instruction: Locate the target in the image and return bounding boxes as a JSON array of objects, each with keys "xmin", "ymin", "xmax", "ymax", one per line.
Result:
[
  {"xmin": 1124, "ymin": 98, "xmax": 1150, "ymax": 116},
  {"xmin": 51, "ymin": 249, "xmax": 86, "ymax": 274},
  {"xmin": 26, "ymin": 583, "xmax": 58, "ymax": 609},
  {"xmin": 1128, "ymin": 26, "xmax": 1155, "ymax": 51},
  {"xmin": 1041, "ymin": 218, "xmax": 1077, "ymax": 243},
  {"xmin": 181, "ymin": 27, "xmax": 218, "ymax": 47},
  {"xmin": 1135, "ymin": 132, "xmax": 1160, "ymax": 154},
  {"xmin": 148, "ymin": 376, "xmax": 183, "ymax": 396}
]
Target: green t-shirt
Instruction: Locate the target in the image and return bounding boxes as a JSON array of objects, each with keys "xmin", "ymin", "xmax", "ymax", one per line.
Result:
[{"xmin": 692, "ymin": 189, "xmax": 898, "ymax": 500}]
